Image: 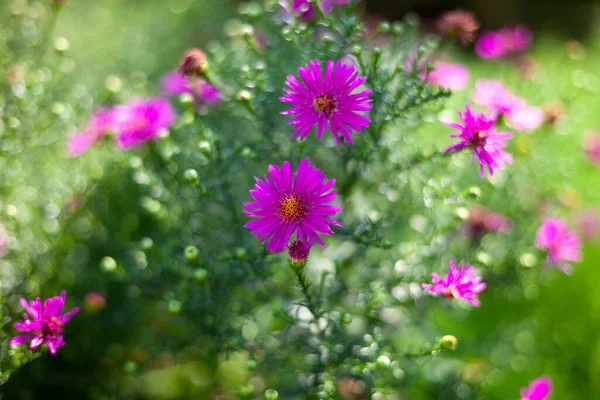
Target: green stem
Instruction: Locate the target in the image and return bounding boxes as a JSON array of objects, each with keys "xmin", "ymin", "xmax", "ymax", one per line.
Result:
[{"xmin": 292, "ymin": 266, "xmax": 320, "ymax": 320}]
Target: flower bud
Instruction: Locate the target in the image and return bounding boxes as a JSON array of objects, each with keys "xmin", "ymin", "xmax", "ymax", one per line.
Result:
[
  {"xmin": 179, "ymin": 48, "xmax": 208, "ymax": 77},
  {"xmin": 183, "ymin": 169, "xmax": 199, "ymax": 184},
  {"xmin": 236, "ymin": 90, "xmax": 253, "ymax": 102},
  {"xmin": 439, "ymin": 335, "xmax": 457, "ymax": 351},
  {"xmin": 288, "ymin": 240, "xmax": 310, "ymax": 271},
  {"xmin": 84, "ymin": 292, "xmax": 106, "ymax": 312},
  {"xmin": 341, "ymin": 313, "xmax": 353, "ymax": 325},
  {"xmin": 376, "ymin": 355, "xmax": 391, "ymax": 369},
  {"xmin": 194, "ymin": 268, "xmax": 208, "ymax": 282},
  {"xmin": 264, "ymin": 389, "xmax": 279, "ymax": 400},
  {"xmin": 184, "ymin": 245, "xmax": 199, "ymax": 261},
  {"xmin": 377, "ymin": 22, "xmax": 391, "ymax": 33}
]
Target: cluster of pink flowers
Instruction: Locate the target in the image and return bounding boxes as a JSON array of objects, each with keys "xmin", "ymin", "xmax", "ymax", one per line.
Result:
[
  {"xmin": 475, "ymin": 25, "xmax": 533, "ymax": 60},
  {"xmin": 67, "ymin": 97, "xmax": 176, "ymax": 156},
  {"xmin": 473, "ymin": 80, "xmax": 543, "ymax": 132},
  {"xmin": 160, "ymin": 71, "xmax": 221, "ymax": 105}
]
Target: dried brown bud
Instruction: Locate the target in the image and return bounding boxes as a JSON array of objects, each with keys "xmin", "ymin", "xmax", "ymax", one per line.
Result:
[{"xmin": 179, "ymin": 48, "xmax": 208, "ymax": 77}]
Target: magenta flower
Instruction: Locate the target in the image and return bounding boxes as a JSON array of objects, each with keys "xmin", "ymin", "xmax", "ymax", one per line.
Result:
[
  {"xmin": 473, "ymin": 80, "xmax": 541, "ymax": 132},
  {"xmin": 288, "ymin": 239, "xmax": 311, "ymax": 265},
  {"xmin": 584, "ymin": 133, "xmax": 600, "ymax": 165},
  {"xmin": 422, "ymin": 260, "xmax": 486, "ymax": 306},
  {"xmin": 280, "ymin": 59, "xmax": 372, "ymax": 144},
  {"xmin": 321, "ymin": 0, "xmax": 350, "ymax": 13},
  {"xmin": 521, "ymin": 377, "xmax": 552, "ymax": 400},
  {"xmin": 475, "ymin": 25, "xmax": 532, "ymax": 59},
  {"xmin": 160, "ymin": 71, "xmax": 221, "ymax": 104},
  {"xmin": 243, "ymin": 159, "xmax": 342, "ymax": 253},
  {"xmin": 10, "ymin": 291, "xmax": 80, "ymax": 356},
  {"xmin": 444, "ymin": 104, "xmax": 513, "ymax": 177},
  {"xmin": 66, "ymin": 108, "xmax": 114, "ymax": 157},
  {"xmin": 424, "ymin": 63, "xmax": 470, "ymax": 91},
  {"xmin": 535, "ymin": 218, "xmax": 582, "ymax": 274},
  {"xmin": 464, "ymin": 206, "xmax": 513, "ymax": 239},
  {"xmin": 112, "ymin": 97, "xmax": 176, "ymax": 150}
]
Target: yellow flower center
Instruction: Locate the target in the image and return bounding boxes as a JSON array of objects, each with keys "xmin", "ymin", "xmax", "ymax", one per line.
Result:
[
  {"xmin": 278, "ymin": 195, "xmax": 308, "ymax": 223},
  {"xmin": 313, "ymin": 93, "xmax": 338, "ymax": 117}
]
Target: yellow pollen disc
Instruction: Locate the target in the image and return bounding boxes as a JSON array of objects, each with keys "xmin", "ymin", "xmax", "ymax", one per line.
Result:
[
  {"xmin": 278, "ymin": 195, "xmax": 307, "ymax": 223},
  {"xmin": 313, "ymin": 93, "xmax": 338, "ymax": 117},
  {"xmin": 443, "ymin": 287, "xmax": 460, "ymax": 299}
]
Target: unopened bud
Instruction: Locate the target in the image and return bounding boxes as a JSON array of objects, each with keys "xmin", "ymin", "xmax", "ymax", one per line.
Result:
[
  {"xmin": 264, "ymin": 389, "xmax": 279, "ymax": 400},
  {"xmin": 467, "ymin": 186, "xmax": 482, "ymax": 199},
  {"xmin": 179, "ymin": 48, "xmax": 208, "ymax": 77},
  {"xmin": 377, "ymin": 22, "xmax": 391, "ymax": 33},
  {"xmin": 376, "ymin": 355, "xmax": 391, "ymax": 369},
  {"xmin": 288, "ymin": 240, "xmax": 310, "ymax": 271},
  {"xmin": 183, "ymin": 169, "xmax": 199, "ymax": 184},
  {"xmin": 236, "ymin": 90, "xmax": 252, "ymax": 102},
  {"xmin": 194, "ymin": 268, "xmax": 208, "ymax": 282},
  {"xmin": 439, "ymin": 335, "xmax": 457, "ymax": 351},
  {"xmin": 184, "ymin": 245, "xmax": 199, "ymax": 261},
  {"xmin": 84, "ymin": 292, "xmax": 106, "ymax": 312}
]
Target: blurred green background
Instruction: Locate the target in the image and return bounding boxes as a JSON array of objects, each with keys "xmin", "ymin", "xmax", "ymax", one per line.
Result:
[{"xmin": 2, "ymin": 0, "xmax": 600, "ymax": 399}]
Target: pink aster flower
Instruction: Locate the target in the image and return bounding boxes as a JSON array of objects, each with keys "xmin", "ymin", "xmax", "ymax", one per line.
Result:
[
  {"xmin": 112, "ymin": 97, "xmax": 176, "ymax": 150},
  {"xmin": 535, "ymin": 218, "xmax": 582, "ymax": 274},
  {"xmin": 66, "ymin": 108, "xmax": 114, "ymax": 157},
  {"xmin": 10, "ymin": 291, "xmax": 80, "ymax": 356},
  {"xmin": 475, "ymin": 26, "xmax": 532, "ymax": 59},
  {"xmin": 288, "ymin": 239, "xmax": 311, "ymax": 266},
  {"xmin": 280, "ymin": 59, "xmax": 372, "ymax": 144},
  {"xmin": 243, "ymin": 159, "xmax": 343, "ymax": 253},
  {"xmin": 584, "ymin": 133, "xmax": 600, "ymax": 165},
  {"xmin": 521, "ymin": 377, "xmax": 552, "ymax": 400},
  {"xmin": 424, "ymin": 63, "xmax": 470, "ymax": 91},
  {"xmin": 444, "ymin": 104, "xmax": 513, "ymax": 177},
  {"xmin": 160, "ymin": 71, "xmax": 221, "ymax": 104},
  {"xmin": 422, "ymin": 260, "xmax": 487, "ymax": 306},
  {"xmin": 507, "ymin": 104, "xmax": 544, "ymax": 132},
  {"xmin": 464, "ymin": 206, "xmax": 513, "ymax": 239}
]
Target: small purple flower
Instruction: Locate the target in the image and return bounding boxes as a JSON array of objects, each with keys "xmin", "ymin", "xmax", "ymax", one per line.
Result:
[
  {"xmin": 243, "ymin": 159, "xmax": 343, "ymax": 253},
  {"xmin": 424, "ymin": 63, "xmax": 470, "ymax": 91},
  {"xmin": 10, "ymin": 291, "xmax": 80, "ymax": 356},
  {"xmin": 444, "ymin": 104, "xmax": 513, "ymax": 177},
  {"xmin": 288, "ymin": 239, "xmax": 311, "ymax": 266},
  {"xmin": 280, "ymin": 59, "xmax": 372, "ymax": 144},
  {"xmin": 507, "ymin": 104, "xmax": 544, "ymax": 132},
  {"xmin": 535, "ymin": 218, "xmax": 582, "ymax": 274},
  {"xmin": 584, "ymin": 133, "xmax": 600, "ymax": 165},
  {"xmin": 66, "ymin": 108, "xmax": 114, "ymax": 157},
  {"xmin": 475, "ymin": 25, "xmax": 532, "ymax": 60},
  {"xmin": 521, "ymin": 376, "xmax": 552, "ymax": 400},
  {"xmin": 464, "ymin": 206, "xmax": 513, "ymax": 239},
  {"xmin": 160, "ymin": 71, "xmax": 221, "ymax": 104},
  {"xmin": 112, "ymin": 97, "xmax": 176, "ymax": 150},
  {"xmin": 422, "ymin": 260, "xmax": 487, "ymax": 306}
]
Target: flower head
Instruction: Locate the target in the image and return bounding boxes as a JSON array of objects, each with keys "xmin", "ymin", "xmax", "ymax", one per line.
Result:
[
  {"xmin": 521, "ymin": 377, "xmax": 552, "ymax": 400},
  {"xmin": 10, "ymin": 291, "xmax": 79, "ymax": 356},
  {"xmin": 535, "ymin": 218, "xmax": 582, "ymax": 274},
  {"xmin": 422, "ymin": 260, "xmax": 486, "ymax": 306},
  {"xmin": 280, "ymin": 59, "xmax": 372, "ymax": 144},
  {"xmin": 444, "ymin": 104, "xmax": 513, "ymax": 177},
  {"xmin": 244, "ymin": 159, "xmax": 342, "ymax": 253},
  {"xmin": 179, "ymin": 48, "xmax": 208, "ymax": 77},
  {"xmin": 84, "ymin": 292, "xmax": 107, "ymax": 312},
  {"xmin": 473, "ymin": 80, "xmax": 542, "ymax": 132},
  {"xmin": 584, "ymin": 133, "xmax": 600, "ymax": 165},
  {"xmin": 424, "ymin": 63, "xmax": 470, "ymax": 91},
  {"xmin": 67, "ymin": 108, "xmax": 114, "ymax": 157},
  {"xmin": 464, "ymin": 206, "xmax": 513, "ymax": 239},
  {"xmin": 160, "ymin": 71, "xmax": 221, "ymax": 104},
  {"xmin": 436, "ymin": 9, "xmax": 480, "ymax": 45},
  {"xmin": 475, "ymin": 25, "xmax": 532, "ymax": 59},
  {"xmin": 112, "ymin": 97, "xmax": 176, "ymax": 150}
]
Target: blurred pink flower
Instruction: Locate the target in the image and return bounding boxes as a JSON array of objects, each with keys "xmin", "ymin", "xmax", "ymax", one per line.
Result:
[
  {"xmin": 521, "ymin": 376, "xmax": 552, "ymax": 400},
  {"xmin": 475, "ymin": 25, "xmax": 533, "ymax": 59},
  {"xmin": 584, "ymin": 133, "xmax": 600, "ymax": 165},
  {"xmin": 422, "ymin": 260, "xmax": 487, "ymax": 306},
  {"xmin": 424, "ymin": 63, "xmax": 470, "ymax": 91},
  {"xmin": 67, "ymin": 108, "xmax": 114, "ymax": 157},
  {"xmin": 84, "ymin": 292, "xmax": 107, "ymax": 312},
  {"xmin": 464, "ymin": 206, "xmax": 513, "ymax": 239},
  {"xmin": 535, "ymin": 218, "xmax": 582, "ymax": 274},
  {"xmin": 577, "ymin": 209, "xmax": 599, "ymax": 242},
  {"xmin": 436, "ymin": 9, "xmax": 480, "ymax": 45},
  {"xmin": 321, "ymin": 0, "xmax": 350, "ymax": 13},
  {"xmin": 473, "ymin": 80, "xmax": 542, "ymax": 132},
  {"xmin": 11, "ymin": 291, "xmax": 80, "ymax": 356},
  {"xmin": 112, "ymin": 97, "xmax": 176, "ymax": 150},
  {"xmin": 160, "ymin": 71, "xmax": 221, "ymax": 104}
]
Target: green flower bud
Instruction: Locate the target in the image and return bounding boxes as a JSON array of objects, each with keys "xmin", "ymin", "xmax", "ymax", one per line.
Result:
[
  {"xmin": 194, "ymin": 268, "xmax": 208, "ymax": 282},
  {"xmin": 184, "ymin": 245, "xmax": 199, "ymax": 261},
  {"xmin": 238, "ymin": 384, "xmax": 255, "ymax": 398},
  {"xmin": 341, "ymin": 313, "xmax": 353, "ymax": 324},
  {"xmin": 246, "ymin": 359, "xmax": 258, "ymax": 370},
  {"xmin": 100, "ymin": 256, "xmax": 117, "ymax": 272},
  {"xmin": 439, "ymin": 335, "xmax": 457, "ymax": 351},
  {"xmin": 264, "ymin": 389, "xmax": 279, "ymax": 400},
  {"xmin": 377, "ymin": 22, "xmax": 391, "ymax": 33},
  {"xmin": 168, "ymin": 299, "xmax": 182, "ymax": 314},
  {"xmin": 376, "ymin": 355, "xmax": 391, "ymax": 369},
  {"xmin": 467, "ymin": 186, "xmax": 482, "ymax": 199},
  {"xmin": 183, "ymin": 169, "xmax": 199, "ymax": 184}
]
